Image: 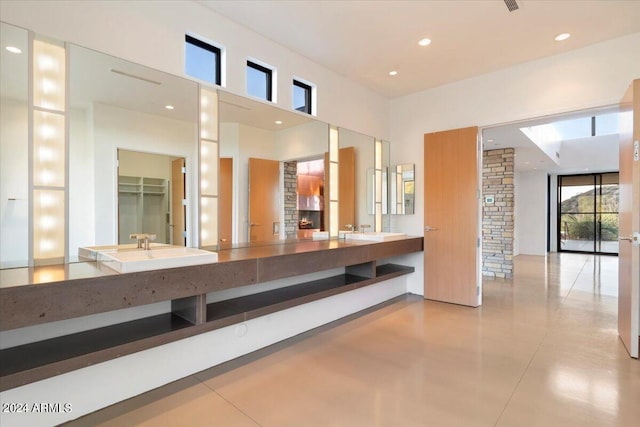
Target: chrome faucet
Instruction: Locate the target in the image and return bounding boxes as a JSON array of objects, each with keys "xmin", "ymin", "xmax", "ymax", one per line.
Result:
[
  {"xmin": 130, "ymin": 233, "xmax": 157, "ymax": 250},
  {"xmin": 344, "ymin": 224, "xmax": 356, "ymax": 232},
  {"xmin": 359, "ymin": 224, "xmax": 371, "ymax": 233}
]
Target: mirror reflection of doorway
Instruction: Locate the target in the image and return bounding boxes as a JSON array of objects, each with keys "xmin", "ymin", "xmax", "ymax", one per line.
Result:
[
  {"xmin": 117, "ymin": 149, "xmax": 186, "ymax": 245},
  {"xmin": 558, "ymin": 172, "xmax": 619, "ymax": 255},
  {"xmin": 219, "ymin": 157, "xmax": 233, "ymax": 245},
  {"xmin": 248, "ymin": 157, "xmax": 280, "ymax": 242}
]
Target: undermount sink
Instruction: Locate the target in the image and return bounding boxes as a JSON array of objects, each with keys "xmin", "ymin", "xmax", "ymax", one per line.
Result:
[
  {"xmin": 80, "ymin": 245, "xmax": 218, "ymax": 273},
  {"xmin": 344, "ymin": 232, "xmax": 407, "ymax": 242}
]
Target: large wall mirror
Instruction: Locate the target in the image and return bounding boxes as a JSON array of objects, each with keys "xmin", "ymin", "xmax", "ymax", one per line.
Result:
[
  {"xmin": 0, "ymin": 20, "xmax": 392, "ymax": 267},
  {"xmin": 0, "ymin": 22, "xmax": 29, "ymax": 268},
  {"xmin": 0, "ymin": 20, "xmax": 200, "ymax": 268},
  {"xmin": 338, "ymin": 128, "xmax": 375, "ymax": 230},
  {"xmin": 68, "ymin": 45, "xmax": 199, "ymax": 257},
  {"xmin": 391, "ymin": 164, "xmax": 415, "ymax": 215},
  {"xmin": 218, "ymin": 91, "xmax": 328, "ymax": 246},
  {"xmin": 217, "ymin": 92, "xmax": 391, "ymax": 248}
]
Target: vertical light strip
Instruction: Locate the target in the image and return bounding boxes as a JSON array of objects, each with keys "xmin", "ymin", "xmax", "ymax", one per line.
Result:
[
  {"xmin": 199, "ymin": 88, "xmax": 219, "ymax": 247},
  {"xmin": 374, "ymin": 139, "xmax": 383, "ymax": 232},
  {"xmin": 328, "ymin": 126, "xmax": 339, "ymax": 237},
  {"xmin": 31, "ymin": 37, "xmax": 66, "ymax": 265}
]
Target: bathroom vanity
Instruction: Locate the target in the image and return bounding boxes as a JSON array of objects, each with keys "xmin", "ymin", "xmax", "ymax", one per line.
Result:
[{"xmin": 0, "ymin": 237, "xmax": 422, "ymax": 391}]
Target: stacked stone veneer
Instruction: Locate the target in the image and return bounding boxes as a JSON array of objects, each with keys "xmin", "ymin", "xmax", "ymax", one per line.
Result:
[
  {"xmin": 482, "ymin": 148, "xmax": 514, "ymax": 278},
  {"xmin": 284, "ymin": 161, "xmax": 298, "ymax": 239}
]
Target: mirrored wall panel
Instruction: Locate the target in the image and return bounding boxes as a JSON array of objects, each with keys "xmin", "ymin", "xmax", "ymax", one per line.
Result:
[
  {"xmin": 0, "ymin": 22, "xmax": 29, "ymax": 268},
  {"xmin": 391, "ymin": 164, "xmax": 415, "ymax": 215},
  {"xmin": 218, "ymin": 91, "xmax": 329, "ymax": 246},
  {"xmin": 67, "ymin": 45, "xmax": 199, "ymax": 260}
]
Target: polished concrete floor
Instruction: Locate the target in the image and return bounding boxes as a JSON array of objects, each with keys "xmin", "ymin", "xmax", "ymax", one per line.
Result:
[
  {"xmin": 561, "ymin": 239, "xmax": 619, "ymax": 254},
  {"xmin": 67, "ymin": 253, "xmax": 639, "ymax": 427}
]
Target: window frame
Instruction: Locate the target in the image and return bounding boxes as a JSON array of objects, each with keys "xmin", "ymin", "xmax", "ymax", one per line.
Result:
[
  {"xmin": 246, "ymin": 60, "xmax": 274, "ymax": 102},
  {"xmin": 185, "ymin": 34, "xmax": 222, "ymax": 86},
  {"xmin": 293, "ymin": 79, "xmax": 313, "ymax": 115}
]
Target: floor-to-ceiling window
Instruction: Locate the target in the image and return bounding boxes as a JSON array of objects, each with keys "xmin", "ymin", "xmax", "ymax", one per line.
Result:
[{"xmin": 558, "ymin": 172, "xmax": 619, "ymax": 255}]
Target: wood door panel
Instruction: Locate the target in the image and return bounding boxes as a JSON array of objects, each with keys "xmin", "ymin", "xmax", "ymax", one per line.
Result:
[
  {"xmin": 424, "ymin": 127, "xmax": 480, "ymax": 307},
  {"xmin": 171, "ymin": 158, "xmax": 185, "ymax": 246},
  {"xmin": 249, "ymin": 158, "xmax": 280, "ymax": 242},
  {"xmin": 339, "ymin": 146, "xmax": 355, "ymax": 228},
  {"xmin": 618, "ymin": 79, "xmax": 640, "ymax": 358},
  {"xmin": 219, "ymin": 158, "xmax": 233, "ymax": 244}
]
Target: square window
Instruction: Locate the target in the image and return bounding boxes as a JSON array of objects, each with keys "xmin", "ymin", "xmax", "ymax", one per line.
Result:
[
  {"xmin": 247, "ymin": 61, "xmax": 273, "ymax": 101},
  {"xmin": 185, "ymin": 35, "xmax": 221, "ymax": 86},
  {"xmin": 293, "ymin": 80, "xmax": 312, "ymax": 114}
]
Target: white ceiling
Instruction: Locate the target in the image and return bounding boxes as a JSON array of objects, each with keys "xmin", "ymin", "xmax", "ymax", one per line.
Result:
[
  {"xmin": 219, "ymin": 91, "xmax": 316, "ymax": 131},
  {"xmin": 200, "ymin": 0, "xmax": 634, "ymax": 175},
  {"xmin": 198, "ymin": 0, "xmax": 640, "ymax": 98},
  {"xmin": 482, "ymin": 106, "xmax": 620, "ymax": 174},
  {"xmin": 69, "ymin": 44, "xmax": 199, "ymax": 123}
]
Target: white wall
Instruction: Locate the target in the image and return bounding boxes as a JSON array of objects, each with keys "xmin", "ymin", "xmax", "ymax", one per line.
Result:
[
  {"xmin": 119, "ymin": 151, "xmax": 174, "ymax": 180},
  {"xmin": 276, "ymin": 121, "xmax": 328, "ymax": 161},
  {"xmin": 559, "ymin": 134, "xmax": 619, "ymax": 172},
  {"xmin": 391, "ymin": 33, "xmax": 640, "ymax": 294},
  {"xmin": 69, "ymin": 106, "xmax": 95, "ymax": 259},
  {"xmin": 0, "ymin": 0, "xmax": 389, "ymax": 140},
  {"xmin": 515, "ymin": 170, "xmax": 548, "ymax": 256},
  {"xmin": 0, "ymin": 98, "xmax": 29, "ymax": 267}
]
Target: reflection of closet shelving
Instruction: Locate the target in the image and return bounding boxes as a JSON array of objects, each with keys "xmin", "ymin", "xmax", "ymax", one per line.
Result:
[
  {"xmin": 118, "ymin": 176, "xmax": 142, "ymax": 194},
  {"xmin": 118, "ymin": 176, "xmax": 167, "ymax": 196},
  {"xmin": 118, "ymin": 176, "xmax": 169, "ymax": 244}
]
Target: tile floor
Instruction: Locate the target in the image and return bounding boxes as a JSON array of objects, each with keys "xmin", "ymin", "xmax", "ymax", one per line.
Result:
[{"xmin": 66, "ymin": 253, "xmax": 640, "ymax": 427}]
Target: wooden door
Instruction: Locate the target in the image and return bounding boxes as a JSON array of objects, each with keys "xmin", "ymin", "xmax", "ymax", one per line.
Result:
[
  {"xmin": 249, "ymin": 158, "xmax": 280, "ymax": 242},
  {"xmin": 339, "ymin": 146, "xmax": 355, "ymax": 228},
  {"xmin": 219, "ymin": 158, "xmax": 233, "ymax": 245},
  {"xmin": 171, "ymin": 158, "xmax": 186, "ymax": 246},
  {"xmin": 618, "ymin": 79, "xmax": 640, "ymax": 358},
  {"xmin": 424, "ymin": 127, "xmax": 481, "ymax": 307},
  {"xmin": 324, "ymin": 152, "xmax": 329, "ymax": 231}
]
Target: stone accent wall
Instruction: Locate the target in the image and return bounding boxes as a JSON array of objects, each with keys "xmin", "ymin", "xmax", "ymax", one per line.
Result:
[
  {"xmin": 482, "ymin": 148, "xmax": 514, "ymax": 278},
  {"xmin": 284, "ymin": 161, "xmax": 298, "ymax": 239}
]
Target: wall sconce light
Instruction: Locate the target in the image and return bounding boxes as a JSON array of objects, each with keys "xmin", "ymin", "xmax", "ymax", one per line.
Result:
[
  {"xmin": 374, "ymin": 139, "xmax": 383, "ymax": 232},
  {"xmin": 328, "ymin": 126, "xmax": 339, "ymax": 237},
  {"xmin": 31, "ymin": 37, "xmax": 67, "ymax": 265},
  {"xmin": 199, "ymin": 88, "xmax": 218, "ymax": 247}
]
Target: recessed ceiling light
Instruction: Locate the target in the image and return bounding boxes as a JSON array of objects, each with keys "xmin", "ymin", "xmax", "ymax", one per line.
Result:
[
  {"xmin": 389, "ymin": 70, "xmax": 398, "ymax": 76},
  {"xmin": 275, "ymin": 120, "xmax": 283, "ymax": 125},
  {"xmin": 418, "ymin": 38, "xmax": 432, "ymax": 47},
  {"xmin": 487, "ymin": 139, "xmax": 494, "ymax": 143},
  {"xmin": 165, "ymin": 105, "xmax": 175, "ymax": 110},
  {"xmin": 5, "ymin": 46, "xmax": 22, "ymax": 54},
  {"xmin": 555, "ymin": 33, "xmax": 571, "ymax": 42}
]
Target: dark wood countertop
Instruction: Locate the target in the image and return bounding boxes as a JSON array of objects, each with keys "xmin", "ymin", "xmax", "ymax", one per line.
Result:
[
  {"xmin": 0, "ymin": 237, "xmax": 423, "ymax": 391},
  {"xmin": 0, "ymin": 237, "xmax": 423, "ymax": 331}
]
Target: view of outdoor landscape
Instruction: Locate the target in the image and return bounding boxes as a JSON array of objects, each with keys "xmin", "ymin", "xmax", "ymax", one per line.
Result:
[{"xmin": 559, "ymin": 173, "xmax": 619, "ymax": 254}]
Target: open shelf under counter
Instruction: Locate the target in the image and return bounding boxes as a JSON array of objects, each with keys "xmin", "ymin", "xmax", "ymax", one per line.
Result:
[
  {"xmin": 0, "ymin": 237, "xmax": 423, "ymax": 391},
  {"xmin": 0, "ymin": 313, "xmax": 194, "ymax": 391}
]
